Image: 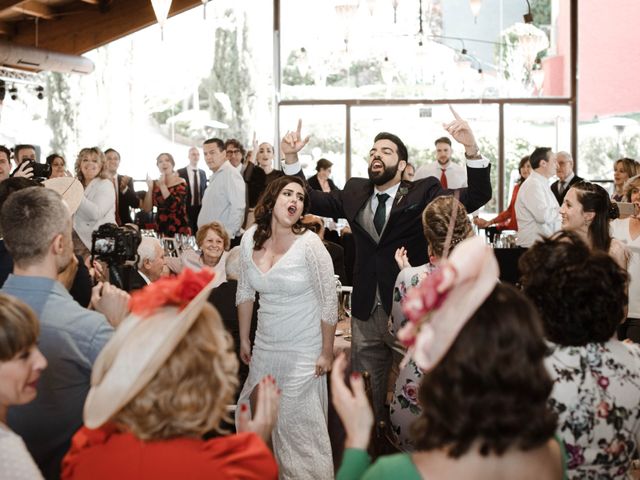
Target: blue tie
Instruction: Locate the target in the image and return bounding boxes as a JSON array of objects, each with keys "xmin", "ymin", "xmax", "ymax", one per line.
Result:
[{"xmin": 374, "ymin": 193, "xmax": 390, "ymax": 235}]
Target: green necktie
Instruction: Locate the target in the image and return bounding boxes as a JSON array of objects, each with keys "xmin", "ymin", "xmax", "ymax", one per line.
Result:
[{"xmin": 374, "ymin": 193, "xmax": 390, "ymax": 235}]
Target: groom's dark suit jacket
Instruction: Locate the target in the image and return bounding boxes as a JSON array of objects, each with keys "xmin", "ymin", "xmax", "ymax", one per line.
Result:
[{"xmin": 307, "ymin": 166, "xmax": 491, "ymax": 320}]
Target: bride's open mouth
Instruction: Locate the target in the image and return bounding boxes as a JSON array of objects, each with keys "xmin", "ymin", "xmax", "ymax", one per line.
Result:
[{"xmin": 287, "ymin": 205, "xmax": 297, "ymax": 215}]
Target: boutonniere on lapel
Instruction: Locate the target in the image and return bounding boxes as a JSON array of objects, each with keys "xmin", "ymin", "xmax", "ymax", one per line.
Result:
[{"xmin": 396, "ymin": 186, "xmax": 409, "ymax": 205}]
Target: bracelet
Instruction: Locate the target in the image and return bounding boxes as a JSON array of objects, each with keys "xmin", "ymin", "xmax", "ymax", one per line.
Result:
[{"xmin": 464, "ymin": 150, "xmax": 482, "ymax": 160}]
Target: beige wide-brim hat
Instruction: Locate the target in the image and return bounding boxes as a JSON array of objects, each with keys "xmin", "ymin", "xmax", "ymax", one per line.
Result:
[
  {"xmin": 409, "ymin": 236, "xmax": 500, "ymax": 372},
  {"xmin": 43, "ymin": 177, "xmax": 84, "ymax": 215},
  {"xmin": 83, "ymin": 269, "xmax": 218, "ymax": 429}
]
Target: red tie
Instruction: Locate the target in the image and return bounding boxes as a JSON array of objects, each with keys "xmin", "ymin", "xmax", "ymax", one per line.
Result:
[{"xmin": 440, "ymin": 169, "xmax": 448, "ymax": 189}]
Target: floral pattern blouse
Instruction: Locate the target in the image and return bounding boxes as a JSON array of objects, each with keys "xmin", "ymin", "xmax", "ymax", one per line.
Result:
[
  {"xmin": 545, "ymin": 340, "xmax": 640, "ymax": 479},
  {"xmin": 388, "ymin": 263, "xmax": 437, "ymax": 452},
  {"xmin": 152, "ymin": 182, "xmax": 191, "ymax": 237}
]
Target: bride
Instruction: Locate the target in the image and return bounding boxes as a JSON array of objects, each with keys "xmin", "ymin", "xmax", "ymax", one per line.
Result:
[{"xmin": 236, "ymin": 175, "xmax": 338, "ymax": 479}]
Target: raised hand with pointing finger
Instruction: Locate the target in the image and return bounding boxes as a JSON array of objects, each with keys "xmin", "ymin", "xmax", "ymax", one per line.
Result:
[
  {"xmin": 443, "ymin": 105, "xmax": 481, "ymax": 158},
  {"xmin": 281, "ymin": 119, "xmax": 310, "ymax": 159}
]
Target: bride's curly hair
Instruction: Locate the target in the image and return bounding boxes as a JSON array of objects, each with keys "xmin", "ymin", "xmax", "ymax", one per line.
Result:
[{"xmin": 253, "ymin": 175, "xmax": 310, "ymax": 250}]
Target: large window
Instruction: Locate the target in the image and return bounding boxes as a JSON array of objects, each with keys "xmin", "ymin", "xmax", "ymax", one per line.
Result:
[
  {"xmin": 280, "ymin": 0, "xmax": 568, "ymax": 101},
  {"xmin": 277, "ymin": 0, "xmax": 576, "ymax": 218}
]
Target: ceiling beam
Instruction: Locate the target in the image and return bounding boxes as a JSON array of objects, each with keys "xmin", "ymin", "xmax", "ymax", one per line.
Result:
[
  {"xmin": 9, "ymin": 0, "xmax": 202, "ymax": 55},
  {"xmin": 0, "ymin": 20, "xmax": 12, "ymax": 35},
  {"xmin": 13, "ymin": 1, "xmax": 54, "ymax": 20}
]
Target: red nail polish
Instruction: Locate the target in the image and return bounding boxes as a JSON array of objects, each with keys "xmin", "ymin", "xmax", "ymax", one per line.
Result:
[
  {"xmin": 351, "ymin": 372, "xmax": 361, "ymax": 380},
  {"xmin": 240, "ymin": 404, "xmax": 248, "ymax": 412}
]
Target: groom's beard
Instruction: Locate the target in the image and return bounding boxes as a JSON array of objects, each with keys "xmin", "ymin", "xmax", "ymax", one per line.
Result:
[{"xmin": 368, "ymin": 160, "xmax": 400, "ymax": 186}]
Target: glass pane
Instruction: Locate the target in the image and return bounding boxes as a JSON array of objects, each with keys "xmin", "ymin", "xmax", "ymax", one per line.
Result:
[
  {"xmin": 503, "ymin": 104, "xmax": 571, "ymax": 210},
  {"xmin": 278, "ymin": 105, "xmax": 347, "ymax": 188},
  {"xmin": 280, "ymin": 0, "xmax": 568, "ymax": 100},
  {"xmin": 349, "ymin": 103, "xmax": 498, "ymax": 211}
]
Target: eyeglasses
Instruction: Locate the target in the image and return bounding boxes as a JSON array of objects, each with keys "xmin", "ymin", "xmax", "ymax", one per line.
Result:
[{"xmin": 226, "ymin": 149, "xmax": 242, "ymax": 155}]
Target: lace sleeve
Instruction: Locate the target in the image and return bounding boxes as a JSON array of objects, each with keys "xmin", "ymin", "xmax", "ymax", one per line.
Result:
[
  {"xmin": 236, "ymin": 233, "xmax": 256, "ymax": 306},
  {"xmin": 304, "ymin": 234, "xmax": 339, "ymax": 325}
]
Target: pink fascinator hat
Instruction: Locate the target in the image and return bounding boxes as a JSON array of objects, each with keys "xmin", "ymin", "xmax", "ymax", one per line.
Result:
[{"xmin": 398, "ymin": 236, "xmax": 499, "ymax": 372}]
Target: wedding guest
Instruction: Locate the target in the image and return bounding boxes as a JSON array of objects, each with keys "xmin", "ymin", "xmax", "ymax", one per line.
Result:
[
  {"xmin": 142, "ymin": 153, "xmax": 191, "ymax": 237},
  {"xmin": 73, "ymin": 147, "xmax": 116, "ymax": 257},
  {"xmin": 390, "ymin": 195, "xmax": 473, "ymax": 451},
  {"xmin": 333, "ymin": 237, "xmax": 564, "ymax": 479},
  {"xmin": 46, "ymin": 154, "xmax": 67, "ymax": 179},
  {"xmin": 520, "ymin": 231, "xmax": 640, "ymax": 479},
  {"xmin": 559, "ymin": 181, "xmax": 627, "ymax": 268},
  {"xmin": 61, "ymin": 269, "xmax": 279, "ymax": 480},
  {"xmin": 612, "ymin": 174, "xmax": 640, "ymax": 342},
  {"xmin": 166, "ymin": 221, "xmax": 228, "ymax": 287},
  {"xmin": 308, "ymin": 158, "xmax": 339, "ymax": 192},
  {"xmin": 612, "ymin": 158, "xmax": 639, "ymax": 202},
  {"xmin": 474, "ymin": 155, "xmax": 530, "ymax": 233},
  {"xmin": 0, "ymin": 293, "xmax": 47, "ymax": 480}
]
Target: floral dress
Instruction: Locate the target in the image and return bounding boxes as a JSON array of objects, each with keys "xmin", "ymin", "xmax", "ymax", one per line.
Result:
[
  {"xmin": 546, "ymin": 340, "xmax": 640, "ymax": 479},
  {"xmin": 388, "ymin": 263, "xmax": 437, "ymax": 452},
  {"xmin": 152, "ymin": 182, "xmax": 191, "ymax": 237}
]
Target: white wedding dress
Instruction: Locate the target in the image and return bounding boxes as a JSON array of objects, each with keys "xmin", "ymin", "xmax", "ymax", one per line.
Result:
[{"xmin": 236, "ymin": 226, "xmax": 338, "ymax": 480}]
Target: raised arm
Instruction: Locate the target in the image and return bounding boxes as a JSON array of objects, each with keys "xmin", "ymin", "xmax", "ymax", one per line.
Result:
[{"xmin": 443, "ymin": 106, "xmax": 492, "ymax": 212}]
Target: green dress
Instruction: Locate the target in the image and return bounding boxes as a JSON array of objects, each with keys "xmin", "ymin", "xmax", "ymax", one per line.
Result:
[{"xmin": 337, "ymin": 437, "xmax": 569, "ymax": 479}]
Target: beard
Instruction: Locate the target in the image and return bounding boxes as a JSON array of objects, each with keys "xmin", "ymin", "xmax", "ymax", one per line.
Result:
[{"xmin": 368, "ymin": 160, "xmax": 400, "ymax": 186}]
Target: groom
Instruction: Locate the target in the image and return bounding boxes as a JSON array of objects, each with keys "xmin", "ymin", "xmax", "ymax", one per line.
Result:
[{"xmin": 282, "ymin": 108, "xmax": 492, "ymax": 422}]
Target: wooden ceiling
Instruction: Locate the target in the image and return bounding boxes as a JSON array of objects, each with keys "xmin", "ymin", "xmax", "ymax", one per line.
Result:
[{"xmin": 0, "ymin": 0, "xmax": 202, "ymax": 55}]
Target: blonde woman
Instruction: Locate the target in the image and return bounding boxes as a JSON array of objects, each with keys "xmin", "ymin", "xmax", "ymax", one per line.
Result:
[
  {"xmin": 61, "ymin": 269, "xmax": 279, "ymax": 480},
  {"xmin": 73, "ymin": 147, "xmax": 115, "ymax": 256}
]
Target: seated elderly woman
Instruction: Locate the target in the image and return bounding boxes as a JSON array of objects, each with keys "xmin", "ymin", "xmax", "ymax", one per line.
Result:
[
  {"xmin": 61, "ymin": 269, "xmax": 280, "ymax": 480},
  {"xmin": 520, "ymin": 231, "xmax": 640, "ymax": 479},
  {"xmin": 0, "ymin": 293, "xmax": 48, "ymax": 479},
  {"xmin": 390, "ymin": 195, "xmax": 473, "ymax": 451},
  {"xmin": 332, "ymin": 237, "xmax": 566, "ymax": 479},
  {"xmin": 165, "ymin": 221, "xmax": 228, "ymax": 287}
]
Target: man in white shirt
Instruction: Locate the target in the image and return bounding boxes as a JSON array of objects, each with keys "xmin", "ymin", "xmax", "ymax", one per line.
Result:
[
  {"xmin": 178, "ymin": 147, "xmax": 208, "ymax": 234},
  {"xmin": 551, "ymin": 151, "xmax": 583, "ymax": 205},
  {"xmin": 515, "ymin": 147, "xmax": 560, "ymax": 247},
  {"xmin": 413, "ymin": 137, "xmax": 467, "ymax": 188},
  {"xmin": 197, "ymin": 138, "xmax": 246, "ymax": 242},
  {"xmin": 225, "ymin": 138, "xmax": 245, "ymax": 172}
]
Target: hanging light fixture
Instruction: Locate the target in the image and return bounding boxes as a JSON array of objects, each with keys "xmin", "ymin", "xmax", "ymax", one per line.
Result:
[
  {"xmin": 201, "ymin": 0, "xmax": 209, "ymax": 20},
  {"xmin": 151, "ymin": 0, "xmax": 172, "ymax": 40},
  {"xmin": 392, "ymin": 0, "xmax": 399, "ymax": 24},
  {"xmin": 469, "ymin": 0, "xmax": 482, "ymax": 23}
]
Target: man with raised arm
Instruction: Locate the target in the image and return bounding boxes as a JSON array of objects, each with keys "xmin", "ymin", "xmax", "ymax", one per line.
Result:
[{"xmin": 280, "ymin": 108, "xmax": 492, "ymax": 423}]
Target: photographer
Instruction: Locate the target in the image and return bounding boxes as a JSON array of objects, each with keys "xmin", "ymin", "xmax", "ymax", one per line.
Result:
[{"xmin": 11, "ymin": 144, "xmax": 50, "ymax": 180}]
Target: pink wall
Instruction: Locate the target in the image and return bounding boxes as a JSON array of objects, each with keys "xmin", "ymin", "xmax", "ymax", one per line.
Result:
[{"xmin": 576, "ymin": 0, "xmax": 640, "ymax": 120}]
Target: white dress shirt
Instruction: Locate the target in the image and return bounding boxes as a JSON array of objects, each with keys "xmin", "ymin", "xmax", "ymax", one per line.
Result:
[
  {"xmin": 515, "ymin": 170, "xmax": 560, "ymax": 247},
  {"xmin": 197, "ymin": 160, "xmax": 246, "ymax": 238},
  {"xmin": 414, "ymin": 160, "xmax": 468, "ymax": 188},
  {"xmin": 370, "ymin": 182, "xmax": 401, "ymax": 223}
]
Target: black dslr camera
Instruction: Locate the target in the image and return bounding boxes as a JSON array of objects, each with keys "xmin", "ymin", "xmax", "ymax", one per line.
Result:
[
  {"xmin": 91, "ymin": 223, "xmax": 141, "ymax": 265},
  {"xmin": 24, "ymin": 161, "xmax": 51, "ymax": 180},
  {"xmin": 91, "ymin": 224, "xmax": 142, "ymax": 291}
]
